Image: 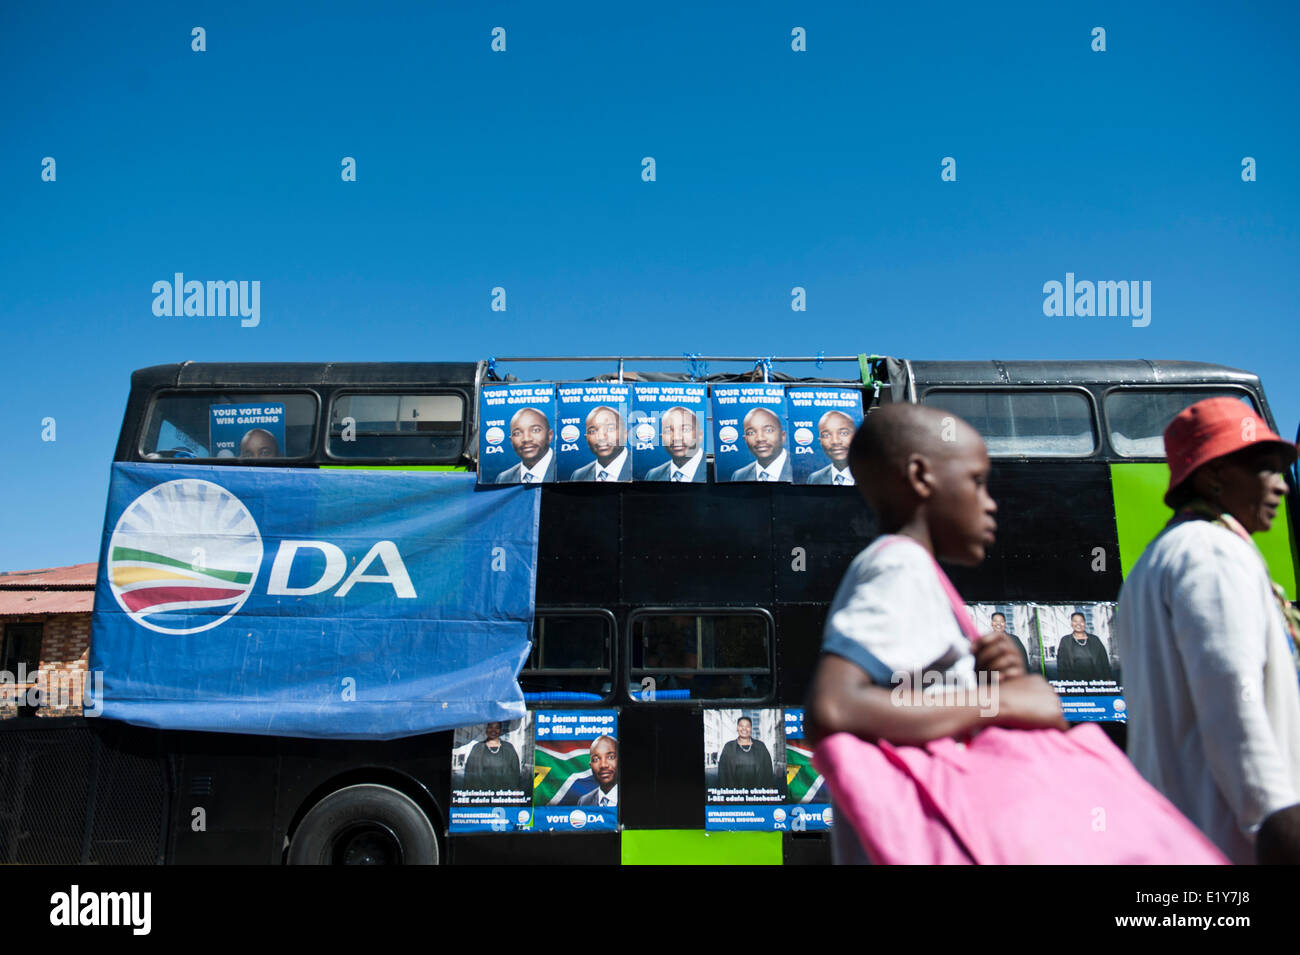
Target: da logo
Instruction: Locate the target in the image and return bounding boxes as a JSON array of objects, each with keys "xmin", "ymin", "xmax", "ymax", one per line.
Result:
[
  {"xmin": 718, "ymin": 425, "xmax": 739, "ymax": 445},
  {"xmin": 107, "ymin": 479, "xmax": 262, "ymax": 634},
  {"xmin": 568, "ymin": 809, "xmax": 587, "ymax": 830},
  {"xmin": 635, "ymin": 422, "xmax": 655, "ymax": 444},
  {"xmin": 485, "ymin": 426, "xmax": 505, "ymax": 445},
  {"xmin": 794, "ymin": 427, "xmax": 814, "ymax": 446},
  {"xmin": 561, "ymin": 424, "xmax": 580, "ymax": 444}
]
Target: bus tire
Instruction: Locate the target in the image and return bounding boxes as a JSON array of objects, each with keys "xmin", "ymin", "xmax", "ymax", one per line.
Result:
[{"xmin": 287, "ymin": 784, "xmax": 440, "ymax": 865}]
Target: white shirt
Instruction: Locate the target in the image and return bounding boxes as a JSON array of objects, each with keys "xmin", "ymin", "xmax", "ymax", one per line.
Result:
[
  {"xmin": 1116, "ymin": 519, "xmax": 1300, "ymax": 864},
  {"xmin": 755, "ymin": 449, "xmax": 789, "ymax": 482},
  {"xmin": 821, "ymin": 534, "xmax": 974, "ymax": 689},
  {"xmin": 669, "ymin": 449, "xmax": 704, "ymax": 482},
  {"xmin": 595, "ymin": 784, "xmax": 618, "ymax": 807},
  {"xmin": 594, "ymin": 447, "xmax": 628, "ymax": 482},
  {"xmin": 829, "ymin": 464, "xmax": 853, "ymax": 486},
  {"xmin": 521, "ymin": 448, "xmax": 553, "ymax": 483}
]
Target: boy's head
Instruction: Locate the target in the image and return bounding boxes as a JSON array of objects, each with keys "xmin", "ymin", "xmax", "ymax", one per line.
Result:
[{"xmin": 849, "ymin": 404, "xmax": 996, "ymax": 565}]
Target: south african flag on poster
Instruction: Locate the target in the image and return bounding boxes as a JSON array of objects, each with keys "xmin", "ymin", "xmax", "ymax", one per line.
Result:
[
  {"xmin": 786, "ymin": 740, "xmax": 825, "ymax": 804},
  {"xmin": 533, "ymin": 738, "xmax": 597, "ymax": 806}
]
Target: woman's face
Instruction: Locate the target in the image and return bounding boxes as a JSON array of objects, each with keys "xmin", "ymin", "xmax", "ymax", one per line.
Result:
[{"xmin": 1197, "ymin": 445, "xmax": 1291, "ymax": 534}]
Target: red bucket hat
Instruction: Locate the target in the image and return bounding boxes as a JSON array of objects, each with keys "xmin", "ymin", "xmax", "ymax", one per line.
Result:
[{"xmin": 1162, "ymin": 397, "xmax": 1296, "ymax": 506}]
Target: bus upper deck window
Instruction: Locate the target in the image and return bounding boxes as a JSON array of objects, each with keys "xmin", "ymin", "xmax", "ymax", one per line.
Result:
[
  {"xmin": 1105, "ymin": 390, "xmax": 1256, "ymax": 458},
  {"xmin": 629, "ymin": 612, "xmax": 773, "ymax": 703},
  {"xmin": 520, "ymin": 613, "xmax": 613, "ymax": 702},
  {"xmin": 327, "ymin": 393, "xmax": 464, "ymax": 462},
  {"xmin": 922, "ymin": 391, "xmax": 1096, "ymax": 456},
  {"xmin": 140, "ymin": 393, "xmax": 318, "ymax": 460}
]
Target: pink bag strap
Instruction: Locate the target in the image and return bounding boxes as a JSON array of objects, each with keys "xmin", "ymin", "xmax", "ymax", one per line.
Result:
[{"xmin": 875, "ymin": 534, "xmax": 980, "ymax": 645}]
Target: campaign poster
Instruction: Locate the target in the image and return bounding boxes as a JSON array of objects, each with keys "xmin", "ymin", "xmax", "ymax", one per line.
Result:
[
  {"xmin": 555, "ymin": 383, "xmax": 632, "ymax": 482},
  {"xmin": 478, "ymin": 384, "xmax": 557, "ymax": 485},
  {"xmin": 1033, "ymin": 603, "xmax": 1125, "ymax": 723},
  {"xmin": 209, "ymin": 403, "xmax": 285, "ymax": 459},
  {"xmin": 786, "ymin": 387, "xmax": 863, "ymax": 486},
  {"xmin": 532, "ymin": 709, "xmax": 619, "ymax": 832},
  {"xmin": 630, "ymin": 382, "xmax": 709, "ymax": 482},
  {"xmin": 964, "ymin": 604, "xmax": 1037, "ymax": 675},
  {"xmin": 782, "ymin": 708, "xmax": 833, "ymax": 832},
  {"xmin": 704, "ymin": 707, "xmax": 788, "ymax": 830},
  {"xmin": 449, "ymin": 716, "xmax": 535, "ymax": 832},
  {"xmin": 711, "ymin": 384, "xmax": 791, "ymax": 483}
]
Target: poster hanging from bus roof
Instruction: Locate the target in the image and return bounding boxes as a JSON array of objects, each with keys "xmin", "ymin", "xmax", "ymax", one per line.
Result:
[
  {"xmin": 90, "ymin": 464, "xmax": 540, "ymax": 739},
  {"xmin": 532, "ymin": 710, "xmax": 619, "ymax": 832},
  {"xmin": 449, "ymin": 716, "xmax": 535, "ymax": 832},
  {"xmin": 786, "ymin": 387, "xmax": 862, "ymax": 485},
  {"xmin": 1034, "ymin": 603, "xmax": 1125, "ymax": 723},
  {"xmin": 555, "ymin": 384, "xmax": 632, "ymax": 482},
  {"xmin": 630, "ymin": 382, "xmax": 709, "ymax": 482},
  {"xmin": 209, "ymin": 402, "xmax": 285, "ymax": 459},
  {"xmin": 478, "ymin": 384, "xmax": 557, "ymax": 484},
  {"xmin": 711, "ymin": 384, "xmax": 791, "ymax": 483},
  {"xmin": 704, "ymin": 707, "xmax": 788, "ymax": 830},
  {"xmin": 782, "ymin": 708, "xmax": 833, "ymax": 832}
]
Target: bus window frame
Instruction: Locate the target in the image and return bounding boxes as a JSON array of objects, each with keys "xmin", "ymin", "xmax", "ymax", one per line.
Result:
[
  {"xmin": 521, "ymin": 607, "xmax": 618, "ymax": 705},
  {"xmin": 137, "ymin": 388, "xmax": 322, "ymax": 464},
  {"xmin": 1100, "ymin": 384, "xmax": 1260, "ymax": 460},
  {"xmin": 920, "ymin": 385, "xmax": 1100, "ymax": 459},
  {"xmin": 324, "ymin": 387, "xmax": 471, "ymax": 465},
  {"xmin": 625, "ymin": 606, "xmax": 777, "ymax": 706}
]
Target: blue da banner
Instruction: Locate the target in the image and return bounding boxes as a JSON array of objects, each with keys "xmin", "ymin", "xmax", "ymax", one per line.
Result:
[{"xmin": 90, "ymin": 464, "xmax": 540, "ymax": 739}]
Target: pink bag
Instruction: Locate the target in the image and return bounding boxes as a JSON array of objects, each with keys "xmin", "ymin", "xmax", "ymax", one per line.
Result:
[{"xmin": 813, "ymin": 540, "xmax": 1229, "ymax": 865}]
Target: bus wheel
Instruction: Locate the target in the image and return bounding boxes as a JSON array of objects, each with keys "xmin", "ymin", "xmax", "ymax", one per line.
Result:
[{"xmin": 287, "ymin": 784, "xmax": 440, "ymax": 865}]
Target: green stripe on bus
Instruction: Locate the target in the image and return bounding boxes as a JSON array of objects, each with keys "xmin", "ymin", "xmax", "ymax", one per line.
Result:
[
  {"xmin": 620, "ymin": 830, "xmax": 783, "ymax": 865},
  {"xmin": 318, "ymin": 465, "xmax": 468, "ymax": 472},
  {"xmin": 1110, "ymin": 462, "xmax": 1296, "ymax": 598}
]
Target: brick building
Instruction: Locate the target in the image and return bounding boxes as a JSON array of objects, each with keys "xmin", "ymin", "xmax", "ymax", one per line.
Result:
[{"xmin": 0, "ymin": 563, "xmax": 95, "ymax": 718}]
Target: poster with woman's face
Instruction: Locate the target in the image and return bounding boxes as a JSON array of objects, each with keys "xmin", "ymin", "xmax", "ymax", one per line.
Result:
[{"xmin": 1032, "ymin": 604, "xmax": 1125, "ymax": 723}]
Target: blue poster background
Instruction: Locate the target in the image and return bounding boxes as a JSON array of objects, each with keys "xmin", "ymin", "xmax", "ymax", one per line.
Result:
[
  {"xmin": 478, "ymin": 384, "xmax": 557, "ymax": 484},
  {"xmin": 711, "ymin": 384, "xmax": 791, "ymax": 483},
  {"xmin": 785, "ymin": 387, "xmax": 863, "ymax": 485},
  {"xmin": 90, "ymin": 464, "xmax": 540, "ymax": 739},
  {"xmin": 209, "ymin": 402, "xmax": 286, "ymax": 458},
  {"xmin": 555, "ymin": 383, "xmax": 632, "ymax": 482},
  {"xmin": 629, "ymin": 382, "xmax": 709, "ymax": 481}
]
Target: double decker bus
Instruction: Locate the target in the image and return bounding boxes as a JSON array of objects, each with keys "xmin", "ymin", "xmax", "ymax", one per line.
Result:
[{"xmin": 1, "ymin": 355, "xmax": 1294, "ymax": 865}]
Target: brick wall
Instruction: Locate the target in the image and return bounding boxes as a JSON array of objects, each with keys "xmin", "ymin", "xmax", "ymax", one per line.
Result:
[{"xmin": 0, "ymin": 613, "xmax": 91, "ymax": 718}]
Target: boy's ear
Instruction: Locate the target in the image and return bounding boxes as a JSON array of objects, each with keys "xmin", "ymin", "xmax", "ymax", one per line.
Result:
[{"xmin": 904, "ymin": 452, "xmax": 934, "ymax": 500}]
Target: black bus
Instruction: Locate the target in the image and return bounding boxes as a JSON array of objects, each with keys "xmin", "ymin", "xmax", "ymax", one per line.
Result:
[{"xmin": 1, "ymin": 356, "xmax": 1294, "ymax": 865}]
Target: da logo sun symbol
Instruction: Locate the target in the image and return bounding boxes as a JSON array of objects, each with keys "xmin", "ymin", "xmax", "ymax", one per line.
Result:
[{"xmin": 107, "ymin": 479, "xmax": 263, "ymax": 634}]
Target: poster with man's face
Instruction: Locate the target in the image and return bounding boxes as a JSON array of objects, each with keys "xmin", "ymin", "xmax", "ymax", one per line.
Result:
[
  {"xmin": 448, "ymin": 715, "xmax": 534, "ymax": 833},
  {"xmin": 704, "ymin": 707, "xmax": 788, "ymax": 830},
  {"xmin": 556, "ymin": 384, "xmax": 632, "ymax": 482},
  {"xmin": 782, "ymin": 708, "xmax": 833, "ymax": 832},
  {"xmin": 478, "ymin": 384, "xmax": 557, "ymax": 485},
  {"xmin": 1032, "ymin": 603, "xmax": 1125, "ymax": 723},
  {"xmin": 630, "ymin": 382, "xmax": 709, "ymax": 482},
  {"xmin": 786, "ymin": 387, "xmax": 863, "ymax": 485},
  {"xmin": 711, "ymin": 384, "xmax": 791, "ymax": 483},
  {"xmin": 210, "ymin": 403, "xmax": 286, "ymax": 459},
  {"xmin": 532, "ymin": 709, "xmax": 619, "ymax": 832}
]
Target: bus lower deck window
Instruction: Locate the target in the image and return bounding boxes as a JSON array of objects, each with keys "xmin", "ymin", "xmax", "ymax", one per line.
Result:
[{"xmin": 629, "ymin": 612, "xmax": 773, "ymax": 702}]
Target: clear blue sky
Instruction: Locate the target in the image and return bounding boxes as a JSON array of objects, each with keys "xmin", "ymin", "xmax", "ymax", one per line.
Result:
[{"xmin": 3, "ymin": 1, "xmax": 1297, "ymax": 571}]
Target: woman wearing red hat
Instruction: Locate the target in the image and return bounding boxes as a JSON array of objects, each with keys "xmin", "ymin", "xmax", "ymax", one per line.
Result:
[{"xmin": 1117, "ymin": 396, "xmax": 1300, "ymax": 864}]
